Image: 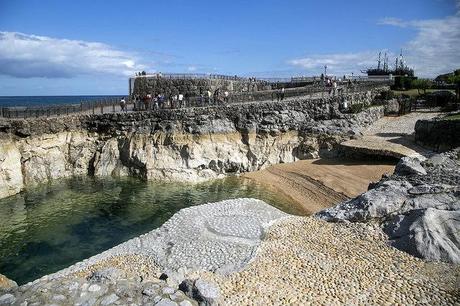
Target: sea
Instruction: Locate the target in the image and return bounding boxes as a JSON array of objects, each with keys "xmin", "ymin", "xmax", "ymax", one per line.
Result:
[{"xmin": 0, "ymin": 95, "xmax": 126, "ymax": 107}]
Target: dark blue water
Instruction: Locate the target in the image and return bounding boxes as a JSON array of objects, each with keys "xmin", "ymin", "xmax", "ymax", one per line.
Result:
[
  {"xmin": 0, "ymin": 176, "xmax": 302, "ymax": 285},
  {"xmin": 0, "ymin": 96, "xmax": 126, "ymax": 107}
]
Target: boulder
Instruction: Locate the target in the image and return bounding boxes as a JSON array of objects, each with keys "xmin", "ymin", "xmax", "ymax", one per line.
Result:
[
  {"xmin": 0, "ymin": 274, "xmax": 17, "ymax": 292},
  {"xmin": 394, "ymin": 157, "xmax": 427, "ymax": 176},
  {"xmin": 316, "ymin": 180, "xmax": 412, "ymax": 222},
  {"xmin": 384, "ymin": 208, "xmax": 460, "ymax": 264},
  {"xmin": 179, "ymin": 279, "xmax": 221, "ymax": 306},
  {"xmin": 383, "ymin": 98, "xmax": 399, "ymax": 115}
]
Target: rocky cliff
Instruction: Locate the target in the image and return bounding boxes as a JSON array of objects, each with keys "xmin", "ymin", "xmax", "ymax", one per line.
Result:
[
  {"xmin": 0, "ymin": 89, "xmax": 386, "ymax": 199},
  {"xmin": 316, "ymin": 149, "xmax": 460, "ymax": 264}
]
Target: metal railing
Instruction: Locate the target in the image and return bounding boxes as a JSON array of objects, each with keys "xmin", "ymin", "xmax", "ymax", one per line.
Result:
[
  {"xmin": 0, "ymin": 97, "xmax": 130, "ymax": 119},
  {"xmin": 133, "ymin": 73, "xmax": 247, "ymax": 81},
  {"xmin": 1, "ymin": 82, "xmax": 390, "ymax": 119}
]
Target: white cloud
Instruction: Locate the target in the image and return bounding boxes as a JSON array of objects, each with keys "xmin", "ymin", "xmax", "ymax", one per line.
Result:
[
  {"xmin": 290, "ymin": 6, "xmax": 460, "ymax": 78},
  {"xmin": 0, "ymin": 32, "xmax": 150, "ymax": 78},
  {"xmin": 379, "ymin": 12, "xmax": 460, "ymax": 77},
  {"xmin": 288, "ymin": 51, "xmax": 387, "ymax": 76}
]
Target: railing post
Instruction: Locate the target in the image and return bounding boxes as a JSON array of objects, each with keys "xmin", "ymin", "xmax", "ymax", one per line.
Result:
[
  {"xmin": 92, "ymin": 102, "xmax": 95, "ymax": 115},
  {"xmin": 100, "ymin": 101, "xmax": 104, "ymax": 114}
]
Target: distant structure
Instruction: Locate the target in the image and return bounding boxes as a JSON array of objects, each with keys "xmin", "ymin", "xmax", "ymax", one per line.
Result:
[{"xmin": 363, "ymin": 50, "xmax": 414, "ymax": 77}]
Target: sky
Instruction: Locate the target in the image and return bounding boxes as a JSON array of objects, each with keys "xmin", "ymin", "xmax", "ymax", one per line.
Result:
[{"xmin": 0, "ymin": 0, "xmax": 459, "ymax": 95}]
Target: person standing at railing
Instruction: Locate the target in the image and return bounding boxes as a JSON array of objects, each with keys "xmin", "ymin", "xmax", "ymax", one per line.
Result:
[
  {"xmin": 280, "ymin": 87, "xmax": 285, "ymax": 101},
  {"xmin": 224, "ymin": 91, "xmax": 229, "ymax": 103},
  {"xmin": 213, "ymin": 89, "xmax": 220, "ymax": 104},
  {"xmin": 144, "ymin": 94, "xmax": 151, "ymax": 111},
  {"xmin": 178, "ymin": 93, "xmax": 184, "ymax": 108},
  {"xmin": 206, "ymin": 90, "xmax": 212, "ymax": 105},
  {"xmin": 172, "ymin": 94, "xmax": 178, "ymax": 109},
  {"xmin": 184, "ymin": 92, "xmax": 190, "ymax": 108},
  {"xmin": 120, "ymin": 98, "xmax": 127, "ymax": 112}
]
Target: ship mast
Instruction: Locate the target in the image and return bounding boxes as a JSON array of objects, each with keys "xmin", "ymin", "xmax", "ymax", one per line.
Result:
[
  {"xmin": 383, "ymin": 52, "xmax": 388, "ymax": 72},
  {"xmin": 377, "ymin": 52, "xmax": 381, "ymax": 70}
]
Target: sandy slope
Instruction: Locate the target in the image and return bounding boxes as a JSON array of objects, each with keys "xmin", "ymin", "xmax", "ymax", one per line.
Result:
[{"xmin": 244, "ymin": 159, "xmax": 395, "ymax": 214}]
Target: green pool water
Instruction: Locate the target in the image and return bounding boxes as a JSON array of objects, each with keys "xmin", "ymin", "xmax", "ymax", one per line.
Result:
[{"xmin": 0, "ymin": 176, "xmax": 302, "ymax": 285}]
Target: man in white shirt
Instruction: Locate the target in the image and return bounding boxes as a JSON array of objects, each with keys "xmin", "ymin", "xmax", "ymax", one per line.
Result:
[{"xmin": 178, "ymin": 93, "xmax": 184, "ymax": 108}]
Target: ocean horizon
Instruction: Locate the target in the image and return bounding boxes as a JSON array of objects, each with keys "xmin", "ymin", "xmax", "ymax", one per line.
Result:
[{"xmin": 0, "ymin": 95, "xmax": 127, "ymax": 107}]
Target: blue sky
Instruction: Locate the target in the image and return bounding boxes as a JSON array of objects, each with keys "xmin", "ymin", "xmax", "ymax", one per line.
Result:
[{"xmin": 0, "ymin": 0, "xmax": 459, "ymax": 95}]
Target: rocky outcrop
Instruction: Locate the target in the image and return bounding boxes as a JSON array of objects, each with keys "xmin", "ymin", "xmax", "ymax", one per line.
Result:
[
  {"xmin": 316, "ymin": 149, "xmax": 460, "ymax": 264},
  {"xmin": 415, "ymin": 115, "xmax": 460, "ymax": 151},
  {"xmin": 0, "ymin": 138, "xmax": 23, "ymax": 199},
  {"xmin": 384, "ymin": 208, "xmax": 460, "ymax": 264},
  {"xmin": 0, "ymin": 90, "xmax": 387, "ymax": 199}
]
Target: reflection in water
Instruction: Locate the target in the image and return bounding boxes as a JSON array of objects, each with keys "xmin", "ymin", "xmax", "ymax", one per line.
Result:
[{"xmin": 0, "ymin": 176, "xmax": 302, "ymax": 285}]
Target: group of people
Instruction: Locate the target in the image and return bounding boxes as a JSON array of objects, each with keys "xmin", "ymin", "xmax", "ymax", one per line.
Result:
[
  {"xmin": 129, "ymin": 89, "xmax": 232, "ymax": 111},
  {"xmin": 273, "ymin": 87, "xmax": 286, "ymax": 101}
]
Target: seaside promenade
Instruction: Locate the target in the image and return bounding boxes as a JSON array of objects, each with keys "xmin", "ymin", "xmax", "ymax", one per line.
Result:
[{"xmin": 0, "ymin": 81, "xmax": 389, "ymax": 119}]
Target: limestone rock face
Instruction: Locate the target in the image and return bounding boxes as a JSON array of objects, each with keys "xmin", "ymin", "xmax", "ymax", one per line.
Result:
[
  {"xmin": 394, "ymin": 157, "xmax": 427, "ymax": 176},
  {"xmin": 316, "ymin": 180, "xmax": 413, "ymax": 222},
  {"xmin": 384, "ymin": 208, "xmax": 460, "ymax": 264},
  {"xmin": 19, "ymin": 132, "xmax": 97, "ymax": 186},
  {"xmin": 316, "ymin": 151, "xmax": 460, "ymax": 264},
  {"xmin": 0, "ymin": 100, "xmax": 386, "ymax": 199},
  {"xmin": 0, "ymin": 139, "xmax": 23, "ymax": 198}
]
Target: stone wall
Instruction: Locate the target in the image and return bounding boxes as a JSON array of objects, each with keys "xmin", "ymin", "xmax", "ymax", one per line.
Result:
[
  {"xmin": 415, "ymin": 117, "xmax": 460, "ymax": 152},
  {"xmin": 0, "ymin": 89, "xmax": 386, "ymax": 199},
  {"xmin": 132, "ymin": 77, "xmax": 271, "ymax": 97}
]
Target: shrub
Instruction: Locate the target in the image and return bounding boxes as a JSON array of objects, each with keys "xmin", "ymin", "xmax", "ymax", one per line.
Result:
[{"xmin": 350, "ymin": 103, "xmax": 365, "ymax": 113}]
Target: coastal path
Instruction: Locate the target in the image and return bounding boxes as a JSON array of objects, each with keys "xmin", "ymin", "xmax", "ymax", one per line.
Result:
[{"xmin": 341, "ymin": 110, "xmax": 441, "ymax": 160}]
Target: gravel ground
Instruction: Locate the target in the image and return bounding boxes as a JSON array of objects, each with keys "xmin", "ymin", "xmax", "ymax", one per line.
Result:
[
  {"xmin": 2, "ymin": 199, "xmax": 458, "ymax": 305},
  {"xmin": 201, "ymin": 216, "xmax": 459, "ymax": 305}
]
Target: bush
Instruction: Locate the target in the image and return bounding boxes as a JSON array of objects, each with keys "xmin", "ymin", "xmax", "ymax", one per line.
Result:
[
  {"xmin": 378, "ymin": 90, "xmax": 395, "ymax": 100},
  {"xmin": 350, "ymin": 103, "xmax": 365, "ymax": 113}
]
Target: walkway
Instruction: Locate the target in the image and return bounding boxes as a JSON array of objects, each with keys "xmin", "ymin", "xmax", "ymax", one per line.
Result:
[{"xmin": 341, "ymin": 110, "xmax": 441, "ymax": 160}]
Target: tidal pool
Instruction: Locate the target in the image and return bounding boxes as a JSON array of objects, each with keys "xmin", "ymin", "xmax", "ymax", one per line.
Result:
[{"xmin": 0, "ymin": 176, "xmax": 302, "ymax": 285}]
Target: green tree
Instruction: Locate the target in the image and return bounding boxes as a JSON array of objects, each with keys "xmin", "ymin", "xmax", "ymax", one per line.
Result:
[
  {"xmin": 411, "ymin": 78, "xmax": 432, "ymax": 95},
  {"xmin": 447, "ymin": 73, "xmax": 460, "ymax": 104}
]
